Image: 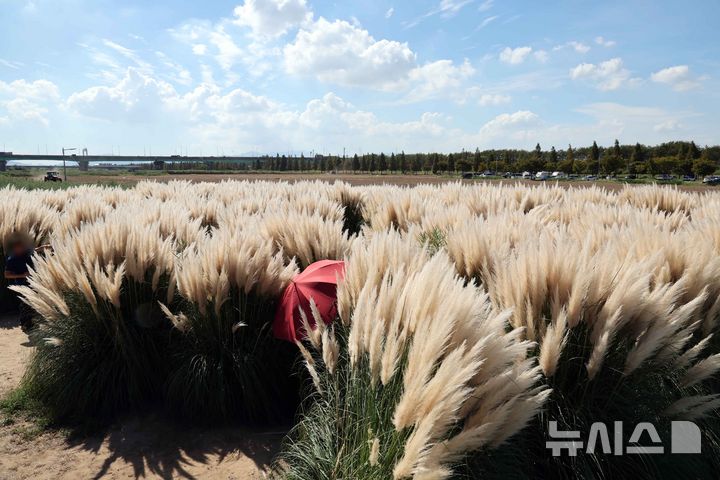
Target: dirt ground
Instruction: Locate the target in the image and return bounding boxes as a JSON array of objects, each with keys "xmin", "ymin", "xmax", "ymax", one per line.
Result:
[
  {"xmin": 0, "ymin": 314, "xmax": 282, "ymax": 480},
  {"xmin": 45, "ymin": 172, "xmax": 719, "ymax": 191}
]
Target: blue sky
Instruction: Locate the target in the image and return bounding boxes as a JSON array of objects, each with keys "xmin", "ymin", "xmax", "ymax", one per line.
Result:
[{"xmin": 0, "ymin": 0, "xmax": 718, "ymax": 155}]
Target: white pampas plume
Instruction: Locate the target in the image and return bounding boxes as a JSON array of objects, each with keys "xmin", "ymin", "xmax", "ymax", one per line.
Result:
[
  {"xmin": 682, "ymin": 353, "xmax": 720, "ymax": 388},
  {"xmin": 369, "ymin": 437, "xmax": 380, "ymax": 467},
  {"xmin": 158, "ymin": 302, "xmax": 190, "ymax": 333},
  {"xmin": 539, "ymin": 311, "xmax": 568, "ymax": 377},
  {"xmin": 296, "ymin": 340, "xmax": 322, "ymax": 393}
]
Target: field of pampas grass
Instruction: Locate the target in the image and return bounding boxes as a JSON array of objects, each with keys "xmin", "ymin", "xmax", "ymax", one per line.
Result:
[{"xmin": 2, "ymin": 180, "xmax": 720, "ymax": 479}]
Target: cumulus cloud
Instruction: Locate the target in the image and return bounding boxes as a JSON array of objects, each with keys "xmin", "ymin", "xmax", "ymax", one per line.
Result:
[
  {"xmin": 0, "ymin": 79, "xmax": 60, "ymax": 125},
  {"xmin": 650, "ymin": 65, "xmax": 701, "ymax": 91},
  {"xmin": 284, "ymin": 18, "xmax": 416, "ymax": 89},
  {"xmin": 404, "ymin": 59, "xmax": 475, "ymax": 102},
  {"xmin": 570, "ymin": 58, "xmax": 632, "ymax": 90},
  {"xmin": 233, "ymin": 0, "xmax": 311, "ymax": 38},
  {"xmin": 284, "ymin": 18, "xmax": 475, "ymax": 100},
  {"xmin": 474, "ymin": 110, "xmax": 540, "ymax": 144},
  {"xmin": 61, "ymin": 68, "xmax": 451, "ymax": 152},
  {"xmin": 67, "ymin": 68, "xmax": 176, "ymax": 121},
  {"xmin": 499, "ymin": 46, "xmax": 533, "ymax": 65}
]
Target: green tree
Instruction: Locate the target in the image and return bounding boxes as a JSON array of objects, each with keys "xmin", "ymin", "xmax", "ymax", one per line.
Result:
[
  {"xmin": 693, "ymin": 148, "xmax": 717, "ymax": 178},
  {"xmin": 447, "ymin": 153, "xmax": 455, "ymax": 173},
  {"xmin": 457, "ymin": 158, "xmax": 471, "ymax": 172},
  {"xmin": 549, "ymin": 146, "xmax": 558, "ymax": 168},
  {"xmin": 558, "ymin": 145, "xmax": 574, "ymax": 173},
  {"xmin": 352, "ymin": 154, "xmax": 360, "ymax": 172},
  {"xmin": 689, "ymin": 141, "xmax": 701, "ymax": 159},
  {"xmin": 378, "ymin": 153, "xmax": 387, "ymax": 172},
  {"xmin": 389, "ymin": 153, "xmax": 397, "ymax": 172},
  {"xmin": 473, "ymin": 148, "xmax": 481, "ymax": 172},
  {"xmin": 412, "ymin": 154, "xmax": 422, "ymax": 173},
  {"xmin": 400, "ymin": 151, "xmax": 407, "ymax": 173},
  {"xmin": 590, "ymin": 141, "xmax": 600, "ymax": 174}
]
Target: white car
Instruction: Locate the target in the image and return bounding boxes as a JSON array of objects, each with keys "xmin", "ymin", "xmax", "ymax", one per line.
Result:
[{"xmin": 535, "ymin": 171, "xmax": 550, "ymax": 181}]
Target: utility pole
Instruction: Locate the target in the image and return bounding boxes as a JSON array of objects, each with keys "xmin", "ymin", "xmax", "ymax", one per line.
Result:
[{"xmin": 61, "ymin": 147, "xmax": 76, "ymax": 181}]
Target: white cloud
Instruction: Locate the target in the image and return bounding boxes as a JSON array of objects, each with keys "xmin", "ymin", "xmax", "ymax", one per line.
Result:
[
  {"xmin": 405, "ymin": 59, "xmax": 475, "ymax": 102},
  {"xmin": 284, "ymin": 18, "xmax": 416, "ymax": 90},
  {"xmin": 478, "ymin": 0, "xmax": 494, "ymax": 11},
  {"xmin": 570, "ymin": 58, "xmax": 632, "ymax": 90},
  {"xmin": 67, "ymin": 68, "xmax": 176, "ymax": 121},
  {"xmin": 595, "ymin": 36, "xmax": 616, "ymax": 47},
  {"xmin": 534, "ymin": 50, "xmax": 549, "ymax": 63},
  {"xmin": 385, "ymin": 7, "xmax": 394, "ymax": 19},
  {"xmin": 475, "ymin": 110, "xmax": 540, "ymax": 143},
  {"xmin": 0, "ymin": 79, "xmax": 60, "ymax": 126},
  {"xmin": 0, "ymin": 59, "xmax": 23, "ymax": 70},
  {"xmin": 499, "ymin": 46, "xmax": 532, "ymax": 65},
  {"xmin": 439, "ymin": 0, "xmax": 473, "ymax": 16},
  {"xmin": 568, "ymin": 41, "xmax": 590, "ymax": 54},
  {"xmin": 477, "ymin": 15, "xmax": 499, "ymax": 30},
  {"xmin": 155, "ymin": 51, "xmax": 193, "ymax": 86},
  {"xmin": 0, "ymin": 79, "xmax": 60, "ymax": 100},
  {"xmin": 404, "ymin": 0, "xmax": 472, "ymax": 29},
  {"xmin": 654, "ymin": 119, "xmax": 682, "ymax": 132},
  {"xmin": 477, "ymin": 93, "xmax": 511, "ymax": 106},
  {"xmin": 483, "ymin": 110, "xmax": 538, "ymax": 128},
  {"xmin": 650, "ymin": 65, "xmax": 701, "ymax": 91},
  {"xmin": 554, "ymin": 41, "xmax": 590, "ymax": 54},
  {"xmin": 173, "ymin": 20, "xmax": 278, "ymax": 77},
  {"xmin": 233, "ymin": 0, "xmax": 311, "ymax": 38}
]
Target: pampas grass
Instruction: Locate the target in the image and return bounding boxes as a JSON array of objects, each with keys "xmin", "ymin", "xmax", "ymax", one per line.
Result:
[{"xmin": 3, "ymin": 180, "xmax": 720, "ymax": 477}]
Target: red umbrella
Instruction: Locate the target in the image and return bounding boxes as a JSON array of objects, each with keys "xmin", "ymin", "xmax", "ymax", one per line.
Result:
[{"xmin": 273, "ymin": 259, "xmax": 346, "ymax": 342}]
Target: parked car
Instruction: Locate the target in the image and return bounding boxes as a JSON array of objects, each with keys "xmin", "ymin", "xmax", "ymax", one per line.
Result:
[
  {"xmin": 521, "ymin": 171, "xmax": 532, "ymax": 179},
  {"xmin": 682, "ymin": 175, "xmax": 696, "ymax": 182},
  {"xmin": 702, "ymin": 175, "xmax": 720, "ymax": 185},
  {"xmin": 654, "ymin": 174, "xmax": 674, "ymax": 181},
  {"xmin": 462, "ymin": 172, "xmax": 474, "ymax": 179},
  {"xmin": 44, "ymin": 171, "xmax": 62, "ymax": 182},
  {"xmin": 551, "ymin": 171, "xmax": 567, "ymax": 179},
  {"xmin": 585, "ymin": 175, "xmax": 598, "ymax": 181},
  {"xmin": 535, "ymin": 171, "xmax": 550, "ymax": 181},
  {"xmin": 624, "ymin": 174, "xmax": 637, "ymax": 180},
  {"xmin": 502, "ymin": 172, "xmax": 514, "ymax": 178}
]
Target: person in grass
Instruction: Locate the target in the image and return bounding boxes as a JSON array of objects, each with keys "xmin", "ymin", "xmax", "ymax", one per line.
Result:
[{"xmin": 4, "ymin": 234, "xmax": 49, "ymax": 332}]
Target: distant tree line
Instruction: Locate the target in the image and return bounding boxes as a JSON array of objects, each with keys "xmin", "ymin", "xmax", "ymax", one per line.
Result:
[{"xmin": 163, "ymin": 141, "xmax": 720, "ymax": 177}]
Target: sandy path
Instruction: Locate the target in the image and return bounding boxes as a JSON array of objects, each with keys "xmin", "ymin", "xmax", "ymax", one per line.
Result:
[{"xmin": 0, "ymin": 314, "xmax": 282, "ymax": 480}]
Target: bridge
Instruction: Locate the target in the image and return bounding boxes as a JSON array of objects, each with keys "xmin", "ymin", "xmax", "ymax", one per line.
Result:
[{"xmin": 0, "ymin": 153, "xmax": 264, "ymax": 172}]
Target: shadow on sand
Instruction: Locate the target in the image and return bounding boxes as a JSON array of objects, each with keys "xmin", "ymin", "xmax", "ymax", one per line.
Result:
[
  {"xmin": 65, "ymin": 414, "xmax": 286, "ymax": 480},
  {"xmin": 1, "ymin": 310, "xmax": 286, "ymax": 479}
]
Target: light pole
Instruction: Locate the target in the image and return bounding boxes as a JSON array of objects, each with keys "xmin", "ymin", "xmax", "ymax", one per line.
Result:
[{"xmin": 61, "ymin": 147, "xmax": 76, "ymax": 182}]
